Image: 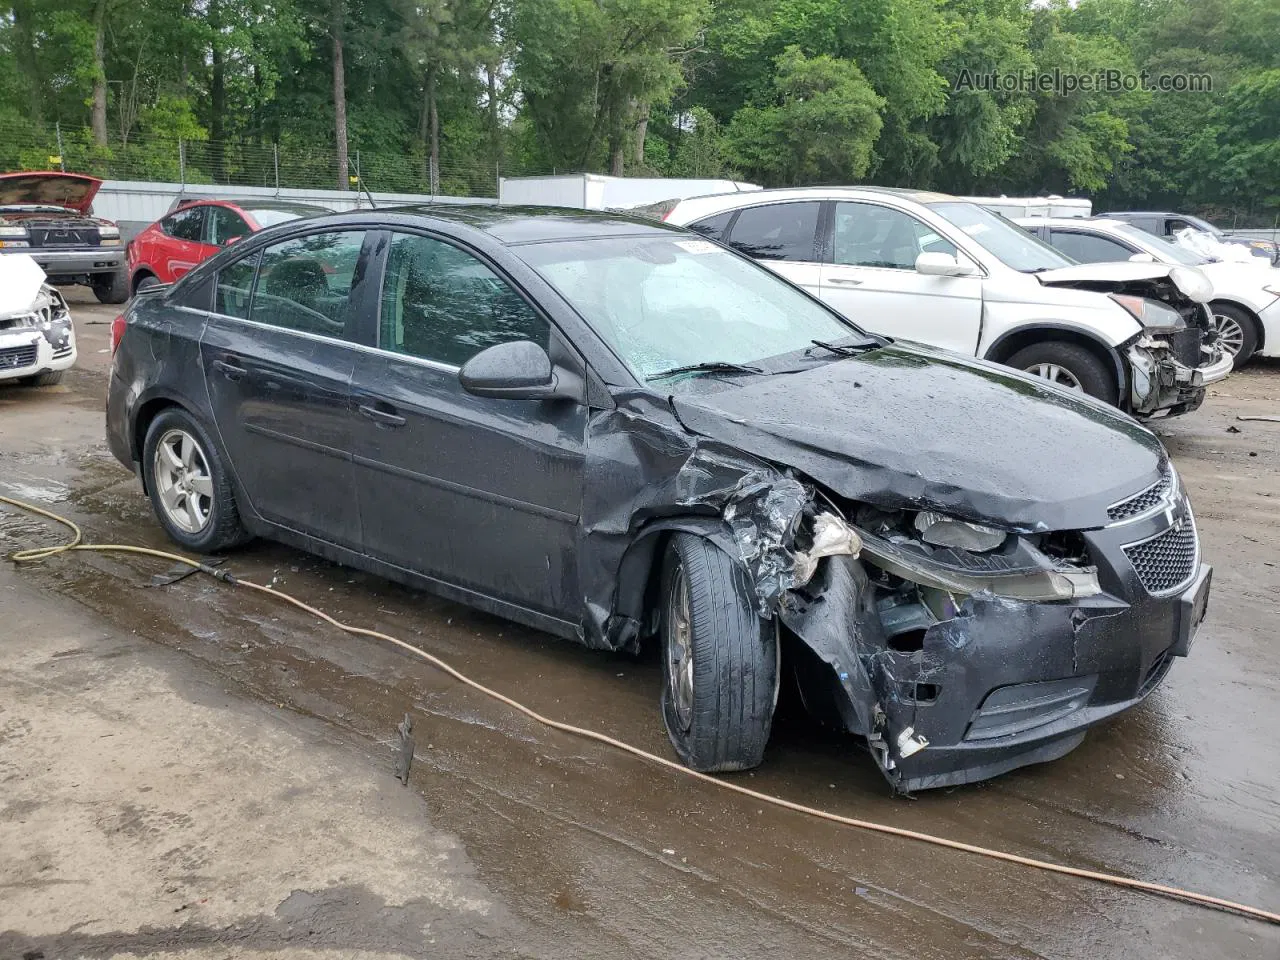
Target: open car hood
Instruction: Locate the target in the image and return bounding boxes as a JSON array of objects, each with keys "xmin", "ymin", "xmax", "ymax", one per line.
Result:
[
  {"xmin": 1034, "ymin": 261, "xmax": 1176, "ymax": 287},
  {"xmin": 670, "ymin": 344, "xmax": 1165, "ymax": 532},
  {"xmin": 0, "ymin": 172, "xmax": 103, "ymax": 213}
]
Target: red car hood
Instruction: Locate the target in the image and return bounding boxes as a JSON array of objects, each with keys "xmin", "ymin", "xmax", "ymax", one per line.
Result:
[{"xmin": 0, "ymin": 172, "xmax": 103, "ymax": 213}]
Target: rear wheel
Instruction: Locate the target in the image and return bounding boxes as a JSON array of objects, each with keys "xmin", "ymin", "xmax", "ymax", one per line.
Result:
[
  {"xmin": 1008, "ymin": 341, "xmax": 1118, "ymax": 405},
  {"xmin": 1210, "ymin": 303, "xmax": 1259, "ymax": 365},
  {"xmin": 132, "ymin": 271, "xmax": 160, "ymax": 296},
  {"xmin": 93, "ymin": 269, "xmax": 129, "ymax": 304},
  {"xmin": 660, "ymin": 534, "xmax": 778, "ymax": 773},
  {"xmin": 142, "ymin": 408, "xmax": 248, "ymax": 553}
]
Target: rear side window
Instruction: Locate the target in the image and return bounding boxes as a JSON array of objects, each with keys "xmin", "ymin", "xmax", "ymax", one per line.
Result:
[
  {"xmin": 1050, "ymin": 230, "xmax": 1135, "ymax": 264},
  {"xmin": 726, "ymin": 202, "xmax": 820, "ymax": 261},
  {"xmin": 380, "ymin": 232, "xmax": 549, "ymax": 367},
  {"xmin": 207, "ymin": 206, "xmax": 251, "ymax": 246},
  {"xmin": 164, "ymin": 207, "xmax": 204, "ymax": 242},
  {"xmin": 249, "ymin": 230, "xmax": 366, "ymax": 339},
  {"xmin": 216, "ymin": 251, "xmax": 259, "ymax": 319},
  {"xmin": 688, "ymin": 211, "xmax": 734, "ymax": 241}
]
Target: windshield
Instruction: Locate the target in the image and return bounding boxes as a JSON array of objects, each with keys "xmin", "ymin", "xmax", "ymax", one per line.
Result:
[
  {"xmin": 929, "ymin": 201, "xmax": 1073, "ymax": 272},
  {"xmin": 249, "ymin": 208, "xmax": 316, "ymax": 228},
  {"xmin": 1112, "ymin": 223, "xmax": 1207, "ymax": 265},
  {"xmin": 516, "ymin": 235, "xmax": 858, "ymax": 381},
  {"xmin": 1183, "ymin": 214, "xmax": 1223, "ymax": 237}
]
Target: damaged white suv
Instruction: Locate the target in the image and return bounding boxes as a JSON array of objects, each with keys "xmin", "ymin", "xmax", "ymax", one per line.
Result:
[
  {"xmin": 0, "ymin": 254, "xmax": 78, "ymax": 386},
  {"xmin": 659, "ymin": 187, "xmax": 1232, "ymax": 417}
]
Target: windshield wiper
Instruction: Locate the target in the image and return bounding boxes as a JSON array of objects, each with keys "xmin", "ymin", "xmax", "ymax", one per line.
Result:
[
  {"xmin": 647, "ymin": 361, "xmax": 764, "ymax": 381},
  {"xmin": 809, "ymin": 339, "xmax": 861, "ymax": 357}
]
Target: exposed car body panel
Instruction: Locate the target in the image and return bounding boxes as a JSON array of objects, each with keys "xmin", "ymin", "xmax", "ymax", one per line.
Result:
[
  {"xmin": 106, "ymin": 206, "xmax": 1207, "ymax": 792},
  {"xmin": 0, "ymin": 255, "xmax": 78, "ymax": 382}
]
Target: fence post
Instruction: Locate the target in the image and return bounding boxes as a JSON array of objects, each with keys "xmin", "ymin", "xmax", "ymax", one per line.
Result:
[
  {"xmin": 54, "ymin": 122, "xmax": 65, "ymax": 172},
  {"xmin": 273, "ymin": 144, "xmax": 280, "ymax": 196},
  {"xmin": 496, "ymin": 161, "xmax": 500, "ymax": 200},
  {"xmin": 355, "ymin": 150, "xmax": 361, "ymax": 199},
  {"xmin": 429, "ymin": 156, "xmax": 439, "ymax": 196},
  {"xmin": 178, "ymin": 140, "xmax": 185, "ymax": 190}
]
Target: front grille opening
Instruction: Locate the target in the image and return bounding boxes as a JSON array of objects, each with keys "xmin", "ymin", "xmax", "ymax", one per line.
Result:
[
  {"xmin": 0, "ymin": 344, "xmax": 38, "ymax": 370},
  {"xmin": 1039, "ymin": 530, "xmax": 1090, "ymax": 564},
  {"xmin": 1108, "ymin": 467, "xmax": 1174, "ymax": 522},
  {"xmin": 1123, "ymin": 518, "xmax": 1197, "ymax": 594},
  {"xmin": 913, "ymin": 683, "xmax": 940, "ymax": 704},
  {"xmin": 1139, "ymin": 649, "xmax": 1174, "ymax": 697}
]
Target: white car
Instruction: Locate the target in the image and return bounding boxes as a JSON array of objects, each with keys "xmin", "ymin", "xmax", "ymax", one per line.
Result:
[
  {"xmin": 659, "ymin": 187, "xmax": 1231, "ymax": 418},
  {"xmin": 0, "ymin": 254, "xmax": 78, "ymax": 386},
  {"xmin": 1018, "ymin": 215, "xmax": 1280, "ymax": 365}
]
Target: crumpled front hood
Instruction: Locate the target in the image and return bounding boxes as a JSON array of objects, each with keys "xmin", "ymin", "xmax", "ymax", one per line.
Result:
[
  {"xmin": 1034, "ymin": 261, "xmax": 1177, "ymax": 287},
  {"xmin": 670, "ymin": 344, "xmax": 1165, "ymax": 531}
]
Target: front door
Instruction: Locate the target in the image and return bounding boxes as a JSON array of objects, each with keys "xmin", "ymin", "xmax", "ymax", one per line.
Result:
[
  {"xmin": 350, "ymin": 231, "xmax": 586, "ymax": 617},
  {"xmin": 199, "ymin": 228, "xmax": 372, "ymax": 547},
  {"xmin": 819, "ymin": 200, "xmax": 983, "ymax": 355}
]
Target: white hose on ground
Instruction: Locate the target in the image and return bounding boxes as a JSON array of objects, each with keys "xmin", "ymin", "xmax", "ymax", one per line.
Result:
[{"xmin": 3, "ymin": 492, "xmax": 1277, "ymax": 927}]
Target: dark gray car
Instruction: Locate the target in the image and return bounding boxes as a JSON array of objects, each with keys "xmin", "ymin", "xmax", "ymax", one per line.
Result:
[{"xmin": 105, "ymin": 207, "xmax": 1211, "ymax": 792}]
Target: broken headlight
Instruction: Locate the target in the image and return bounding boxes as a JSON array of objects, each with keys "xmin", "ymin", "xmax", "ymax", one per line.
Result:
[
  {"xmin": 913, "ymin": 511, "xmax": 1005, "ymax": 552},
  {"xmin": 1110, "ymin": 294, "xmax": 1186, "ymax": 332},
  {"xmin": 854, "ymin": 509, "xmax": 1100, "ymax": 601}
]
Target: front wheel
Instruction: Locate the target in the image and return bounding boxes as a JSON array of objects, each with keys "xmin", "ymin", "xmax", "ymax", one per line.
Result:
[
  {"xmin": 93, "ymin": 269, "xmax": 129, "ymax": 304},
  {"xmin": 1007, "ymin": 341, "xmax": 1119, "ymax": 406},
  {"xmin": 660, "ymin": 534, "xmax": 778, "ymax": 773},
  {"xmin": 142, "ymin": 408, "xmax": 248, "ymax": 553},
  {"xmin": 1210, "ymin": 303, "xmax": 1259, "ymax": 365}
]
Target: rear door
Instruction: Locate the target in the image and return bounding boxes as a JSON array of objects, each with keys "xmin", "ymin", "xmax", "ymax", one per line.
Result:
[
  {"xmin": 715, "ymin": 201, "xmax": 823, "ymax": 295},
  {"xmin": 199, "ymin": 228, "xmax": 373, "ymax": 547},
  {"xmin": 819, "ymin": 200, "xmax": 983, "ymax": 354},
  {"xmin": 157, "ymin": 206, "xmax": 207, "ymax": 281},
  {"xmin": 349, "ymin": 230, "xmax": 587, "ymax": 618}
]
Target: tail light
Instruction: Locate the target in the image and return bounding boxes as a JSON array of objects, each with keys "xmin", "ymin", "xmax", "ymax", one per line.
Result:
[{"xmin": 110, "ymin": 312, "xmax": 127, "ymax": 354}]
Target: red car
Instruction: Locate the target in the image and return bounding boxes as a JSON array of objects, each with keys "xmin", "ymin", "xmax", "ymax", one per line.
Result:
[{"xmin": 126, "ymin": 198, "xmax": 328, "ymax": 294}]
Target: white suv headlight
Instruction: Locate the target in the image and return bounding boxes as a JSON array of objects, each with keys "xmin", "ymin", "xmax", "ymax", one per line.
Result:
[{"xmin": 1110, "ymin": 294, "xmax": 1186, "ymax": 332}]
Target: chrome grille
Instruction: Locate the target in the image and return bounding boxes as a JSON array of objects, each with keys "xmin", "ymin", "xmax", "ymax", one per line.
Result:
[
  {"xmin": 1123, "ymin": 515, "xmax": 1198, "ymax": 594},
  {"xmin": 0, "ymin": 343, "xmax": 38, "ymax": 370},
  {"xmin": 1108, "ymin": 468, "xmax": 1174, "ymax": 522}
]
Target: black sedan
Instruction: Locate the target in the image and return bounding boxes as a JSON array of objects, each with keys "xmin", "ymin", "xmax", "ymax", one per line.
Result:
[{"xmin": 105, "ymin": 206, "xmax": 1211, "ymax": 792}]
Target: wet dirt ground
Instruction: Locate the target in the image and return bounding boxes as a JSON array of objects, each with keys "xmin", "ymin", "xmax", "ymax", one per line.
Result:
[{"xmin": 2, "ymin": 289, "xmax": 1279, "ymax": 958}]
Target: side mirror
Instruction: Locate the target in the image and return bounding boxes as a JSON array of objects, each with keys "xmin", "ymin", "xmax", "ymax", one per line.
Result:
[
  {"xmin": 459, "ymin": 340, "xmax": 570, "ymax": 400},
  {"xmin": 1128, "ymin": 252, "xmax": 1156, "ymax": 263},
  {"xmin": 915, "ymin": 252, "xmax": 977, "ymax": 277}
]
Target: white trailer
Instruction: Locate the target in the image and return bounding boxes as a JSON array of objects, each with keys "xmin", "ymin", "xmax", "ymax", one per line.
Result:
[
  {"xmin": 966, "ymin": 195, "xmax": 1093, "ymax": 219},
  {"xmin": 498, "ymin": 174, "xmax": 761, "ymax": 211}
]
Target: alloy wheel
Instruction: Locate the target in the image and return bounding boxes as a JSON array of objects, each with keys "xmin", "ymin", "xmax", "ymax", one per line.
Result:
[
  {"xmin": 1025, "ymin": 362, "xmax": 1084, "ymax": 392},
  {"xmin": 1212, "ymin": 312, "xmax": 1245, "ymax": 358},
  {"xmin": 665, "ymin": 566, "xmax": 695, "ymax": 733},
  {"xmin": 153, "ymin": 428, "xmax": 214, "ymax": 534}
]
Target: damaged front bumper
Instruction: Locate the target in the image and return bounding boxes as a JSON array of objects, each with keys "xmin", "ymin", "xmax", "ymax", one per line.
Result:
[
  {"xmin": 780, "ymin": 489, "xmax": 1209, "ymax": 793},
  {"xmin": 1127, "ymin": 336, "xmax": 1232, "ymax": 418}
]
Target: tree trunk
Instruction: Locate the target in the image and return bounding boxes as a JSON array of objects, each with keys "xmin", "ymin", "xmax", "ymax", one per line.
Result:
[
  {"xmin": 11, "ymin": 1, "xmax": 44, "ymax": 125},
  {"xmin": 90, "ymin": 0, "xmax": 109, "ymax": 146},
  {"xmin": 332, "ymin": 0, "xmax": 349, "ymax": 191},
  {"xmin": 607, "ymin": 92, "xmax": 625, "ymax": 176},
  {"xmin": 633, "ymin": 101, "xmax": 649, "ymax": 166},
  {"xmin": 418, "ymin": 80, "xmax": 431, "ymax": 186},
  {"xmin": 427, "ymin": 66, "xmax": 439, "ymax": 194},
  {"xmin": 209, "ymin": 0, "xmax": 225, "ymax": 179},
  {"xmin": 487, "ymin": 63, "xmax": 501, "ymax": 170}
]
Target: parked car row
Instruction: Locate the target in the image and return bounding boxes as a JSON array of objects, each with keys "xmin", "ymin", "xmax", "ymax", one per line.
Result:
[{"xmin": 105, "ymin": 199, "xmax": 1215, "ymax": 792}]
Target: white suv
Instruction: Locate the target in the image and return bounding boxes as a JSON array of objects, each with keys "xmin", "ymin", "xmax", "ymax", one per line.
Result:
[
  {"xmin": 1017, "ymin": 215, "xmax": 1280, "ymax": 365},
  {"xmin": 659, "ymin": 187, "xmax": 1231, "ymax": 417}
]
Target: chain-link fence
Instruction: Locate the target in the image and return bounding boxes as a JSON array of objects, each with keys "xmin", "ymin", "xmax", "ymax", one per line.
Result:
[{"xmin": 0, "ymin": 120, "xmax": 545, "ymax": 198}]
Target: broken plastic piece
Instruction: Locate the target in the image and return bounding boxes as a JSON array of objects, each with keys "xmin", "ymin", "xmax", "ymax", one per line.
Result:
[
  {"xmin": 896, "ymin": 726, "xmax": 929, "ymax": 759},
  {"xmin": 793, "ymin": 512, "xmax": 862, "ymax": 585}
]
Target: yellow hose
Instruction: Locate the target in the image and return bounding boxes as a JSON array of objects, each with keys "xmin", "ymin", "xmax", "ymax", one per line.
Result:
[{"xmin": 3, "ymin": 492, "xmax": 1277, "ymax": 927}]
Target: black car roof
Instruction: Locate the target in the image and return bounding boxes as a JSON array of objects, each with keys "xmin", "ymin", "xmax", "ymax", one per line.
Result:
[{"xmin": 350, "ymin": 204, "xmax": 687, "ymax": 245}]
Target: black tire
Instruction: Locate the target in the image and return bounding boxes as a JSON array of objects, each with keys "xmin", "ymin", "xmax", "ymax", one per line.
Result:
[
  {"xmin": 18, "ymin": 370, "xmax": 65, "ymax": 387},
  {"xmin": 1209, "ymin": 303, "xmax": 1259, "ymax": 366},
  {"xmin": 93, "ymin": 269, "xmax": 129, "ymax": 304},
  {"xmin": 659, "ymin": 534, "xmax": 778, "ymax": 773},
  {"xmin": 1007, "ymin": 341, "xmax": 1118, "ymax": 405},
  {"xmin": 132, "ymin": 271, "xmax": 160, "ymax": 296},
  {"xmin": 141, "ymin": 407, "xmax": 248, "ymax": 553}
]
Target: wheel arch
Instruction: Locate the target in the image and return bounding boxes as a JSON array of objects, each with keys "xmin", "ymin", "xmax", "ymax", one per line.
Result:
[
  {"xmin": 984, "ymin": 324, "xmax": 1126, "ymax": 393},
  {"xmin": 130, "ymin": 266, "xmax": 157, "ymax": 296}
]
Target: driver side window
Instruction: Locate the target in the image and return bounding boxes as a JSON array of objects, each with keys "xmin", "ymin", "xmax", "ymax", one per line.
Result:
[
  {"xmin": 248, "ymin": 230, "xmax": 366, "ymax": 339},
  {"xmin": 833, "ymin": 202, "xmax": 957, "ymax": 269}
]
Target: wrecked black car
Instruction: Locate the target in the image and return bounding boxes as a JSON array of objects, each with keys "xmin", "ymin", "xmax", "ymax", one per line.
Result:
[{"xmin": 105, "ymin": 207, "xmax": 1211, "ymax": 791}]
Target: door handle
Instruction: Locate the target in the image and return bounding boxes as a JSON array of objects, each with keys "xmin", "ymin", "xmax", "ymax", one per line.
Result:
[
  {"xmin": 212, "ymin": 359, "xmax": 247, "ymax": 381},
  {"xmin": 358, "ymin": 403, "xmax": 407, "ymax": 428},
  {"xmin": 828, "ymin": 277, "xmax": 864, "ymax": 286}
]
